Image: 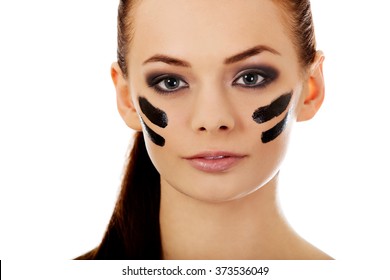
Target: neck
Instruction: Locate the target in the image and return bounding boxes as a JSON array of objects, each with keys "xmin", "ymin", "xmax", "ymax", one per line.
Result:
[{"xmin": 159, "ymin": 174, "xmax": 307, "ymax": 259}]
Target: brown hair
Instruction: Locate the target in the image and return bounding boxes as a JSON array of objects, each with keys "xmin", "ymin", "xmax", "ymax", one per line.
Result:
[
  {"xmin": 76, "ymin": 0, "xmax": 318, "ymax": 259},
  {"xmin": 273, "ymin": 0, "xmax": 317, "ymax": 67},
  {"xmin": 76, "ymin": 132, "xmax": 161, "ymax": 259},
  {"xmin": 116, "ymin": 0, "xmax": 137, "ymax": 78}
]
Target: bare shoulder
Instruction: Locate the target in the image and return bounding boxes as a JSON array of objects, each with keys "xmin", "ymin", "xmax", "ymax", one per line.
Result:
[
  {"xmin": 302, "ymin": 246, "xmax": 334, "ymax": 260},
  {"xmin": 293, "ymin": 239, "xmax": 334, "ymax": 260}
]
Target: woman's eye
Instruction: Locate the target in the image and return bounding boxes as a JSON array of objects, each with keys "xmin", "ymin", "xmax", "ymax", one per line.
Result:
[
  {"xmin": 153, "ymin": 76, "xmax": 188, "ymax": 93},
  {"xmin": 234, "ymin": 72, "xmax": 267, "ymax": 87}
]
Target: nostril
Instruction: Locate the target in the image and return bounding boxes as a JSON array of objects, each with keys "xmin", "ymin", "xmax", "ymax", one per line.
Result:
[{"xmin": 197, "ymin": 125, "xmax": 230, "ymax": 132}]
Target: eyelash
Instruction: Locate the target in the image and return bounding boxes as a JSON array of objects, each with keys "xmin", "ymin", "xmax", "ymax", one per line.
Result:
[
  {"xmin": 147, "ymin": 74, "xmax": 189, "ymax": 94},
  {"xmin": 147, "ymin": 67, "xmax": 278, "ymax": 94},
  {"xmin": 232, "ymin": 68, "xmax": 277, "ymax": 89}
]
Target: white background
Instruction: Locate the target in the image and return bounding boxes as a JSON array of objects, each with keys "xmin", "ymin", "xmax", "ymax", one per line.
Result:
[{"xmin": 0, "ymin": 0, "xmax": 389, "ymax": 266}]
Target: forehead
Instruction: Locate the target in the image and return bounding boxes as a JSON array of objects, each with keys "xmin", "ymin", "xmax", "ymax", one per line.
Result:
[{"xmin": 130, "ymin": 0, "xmax": 296, "ymax": 65}]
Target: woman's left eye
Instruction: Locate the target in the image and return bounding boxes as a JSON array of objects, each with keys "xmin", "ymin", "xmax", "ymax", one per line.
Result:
[{"xmin": 234, "ymin": 72, "xmax": 267, "ymax": 87}]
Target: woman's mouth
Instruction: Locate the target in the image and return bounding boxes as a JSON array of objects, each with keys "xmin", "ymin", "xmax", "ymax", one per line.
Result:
[{"xmin": 184, "ymin": 152, "xmax": 246, "ymax": 173}]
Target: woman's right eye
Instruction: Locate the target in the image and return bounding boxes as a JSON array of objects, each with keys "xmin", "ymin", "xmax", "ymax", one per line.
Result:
[{"xmin": 149, "ymin": 75, "xmax": 189, "ymax": 93}]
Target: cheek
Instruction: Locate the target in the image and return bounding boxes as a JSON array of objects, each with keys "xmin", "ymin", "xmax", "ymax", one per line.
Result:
[
  {"xmin": 261, "ymin": 112, "xmax": 290, "ymax": 143},
  {"xmin": 252, "ymin": 91, "xmax": 293, "ymax": 143},
  {"xmin": 139, "ymin": 96, "xmax": 168, "ymax": 128},
  {"xmin": 246, "ymin": 120, "xmax": 292, "ymax": 187},
  {"xmin": 139, "ymin": 118, "xmax": 166, "ymax": 147},
  {"xmin": 138, "ymin": 96, "xmax": 169, "ymax": 147}
]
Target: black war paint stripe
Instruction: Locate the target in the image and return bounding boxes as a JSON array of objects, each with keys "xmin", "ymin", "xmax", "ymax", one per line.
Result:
[
  {"xmin": 261, "ymin": 111, "xmax": 289, "ymax": 143},
  {"xmin": 140, "ymin": 117, "xmax": 165, "ymax": 147},
  {"xmin": 252, "ymin": 91, "xmax": 293, "ymax": 143},
  {"xmin": 252, "ymin": 92, "xmax": 292, "ymax": 124},
  {"xmin": 139, "ymin": 96, "xmax": 168, "ymax": 128}
]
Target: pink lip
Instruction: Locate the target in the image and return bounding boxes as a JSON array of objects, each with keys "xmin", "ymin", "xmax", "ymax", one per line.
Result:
[{"xmin": 184, "ymin": 152, "xmax": 246, "ymax": 173}]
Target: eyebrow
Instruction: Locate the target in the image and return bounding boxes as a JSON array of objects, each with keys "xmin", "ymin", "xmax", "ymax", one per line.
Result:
[
  {"xmin": 143, "ymin": 54, "xmax": 191, "ymax": 67},
  {"xmin": 224, "ymin": 45, "xmax": 281, "ymax": 64},
  {"xmin": 142, "ymin": 45, "xmax": 281, "ymax": 67}
]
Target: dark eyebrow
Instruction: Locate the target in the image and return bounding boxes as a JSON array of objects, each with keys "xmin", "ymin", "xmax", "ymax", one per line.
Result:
[
  {"xmin": 143, "ymin": 55, "xmax": 191, "ymax": 67},
  {"xmin": 143, "ymin": 45, "xmax": 280, "ymax": 67},
  {"xmin": 224, "ymin": 45, "xmax": 281, "ymax": 65}
]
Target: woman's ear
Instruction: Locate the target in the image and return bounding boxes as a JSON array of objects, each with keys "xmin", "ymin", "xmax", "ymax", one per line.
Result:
[
  {"xmin": 111, "ymin": 62, "xmax": 142, "ymax": 131},
  {"xmin": 297, "ymin": 51, "xmax": 325, "ymax": 122}
]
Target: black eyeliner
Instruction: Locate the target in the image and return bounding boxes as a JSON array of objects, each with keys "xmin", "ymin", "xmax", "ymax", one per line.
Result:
[
  {"xmin": 145, "ymin": 73, "xmax": 188, "ymax": 94},
  {"xmin": 235, "ymin": 65, "xmax": 279, "ymax": 80},
  {"xmin": 146, "ymin": 73, "xmax": 172, "ymax": 87},
  {"xmin": 233, "ymin": 65, "xmax": 279, "ymax": 89}
]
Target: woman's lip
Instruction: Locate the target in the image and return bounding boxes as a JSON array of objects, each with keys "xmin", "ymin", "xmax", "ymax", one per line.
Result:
[
  {"xmin": 185, "ymin": 151, "xmax": 245, "ymax": 159},
  {"xmin": 184, "ymin": 152, "xmax": 246, "ymax": 173}
]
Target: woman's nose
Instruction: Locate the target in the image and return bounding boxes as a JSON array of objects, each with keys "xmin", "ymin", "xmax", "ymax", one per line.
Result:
[{"xmin": 190, "ymin": 87, "xmax": 235, "ymax": 134}]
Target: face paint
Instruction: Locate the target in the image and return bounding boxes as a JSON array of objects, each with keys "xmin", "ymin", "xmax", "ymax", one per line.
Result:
[
  {"xmin": 139, "ymin": 96, "xmax": 168, "ymax": 128},
  {"xmin": 252, "ymin": 92, "xmax": 292, "ymax": 124},
  {"xmin": 252, "ymin": 91, "xmax": 292, "ymax": 143},
  {"xmin": 140, "ymin": 117, "xmax": 166, "ymax": 147},
  {"xmin": 261, "ymin": 111, "xmax": 289, "ymax": 143},
  {"xmin": 138, "ymin": 96, "xmax": 168, "ymax": 147}
]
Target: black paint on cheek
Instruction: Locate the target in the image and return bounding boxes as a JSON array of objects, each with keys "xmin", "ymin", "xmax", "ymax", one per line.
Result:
[
  {"xmin": 252, "ymin": 92, "xmax": 292, "ymax": 124},
  {"xmin": 139, "ymin": 96, "xmax": 168, "ymax": 128},
  {"xmin": 140, "ymin": 117, "xmax": 165, "ymax": 147},
  {"xmin": 261, "ymin": 112, "xmax": 289, "ymax": 144}
]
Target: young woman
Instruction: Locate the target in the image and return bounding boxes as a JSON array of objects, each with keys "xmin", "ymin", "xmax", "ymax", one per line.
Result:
[{"xmin": 77, "ymin": 0, "xmax": 332, "ymax": 260}]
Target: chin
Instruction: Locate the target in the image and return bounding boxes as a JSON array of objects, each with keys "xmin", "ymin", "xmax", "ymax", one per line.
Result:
[{"xmin": 172, "ymin": 180, "xmax": 266, "ymax": 204}]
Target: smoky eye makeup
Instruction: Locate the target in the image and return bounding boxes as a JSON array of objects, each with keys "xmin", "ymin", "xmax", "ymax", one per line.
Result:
[
  {"xmin": 232, "ymin": 66, "xmax": 279, "ymax": 89},
  {"xmin": 145, "ymin": 73, "xmax": 189, "ymax": 94}
]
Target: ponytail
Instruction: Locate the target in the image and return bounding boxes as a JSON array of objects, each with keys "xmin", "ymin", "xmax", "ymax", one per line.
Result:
[{"xmin": 76, "ymin": 132, "xmax": 162, "ymax": 259}]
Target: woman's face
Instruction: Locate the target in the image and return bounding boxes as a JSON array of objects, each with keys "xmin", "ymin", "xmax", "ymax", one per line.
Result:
[{"xmin": 126, "ymin": 0, "xmax": 308, "ymax": 202}]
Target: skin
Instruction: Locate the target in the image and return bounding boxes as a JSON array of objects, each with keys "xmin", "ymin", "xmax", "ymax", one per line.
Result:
[{"xmin": 112, "ymin": 0, "xmax": 330, "ymax": 259}]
